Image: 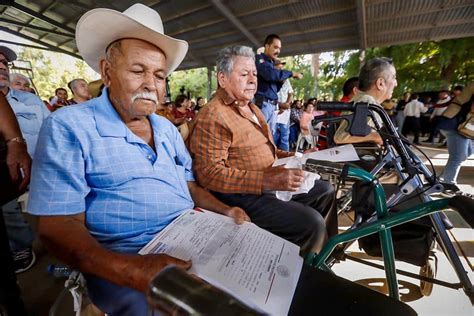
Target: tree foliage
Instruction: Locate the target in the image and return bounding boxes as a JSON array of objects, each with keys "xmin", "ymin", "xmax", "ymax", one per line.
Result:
[{"xmin": 323, "ymin": 37, "xmax": 473, "ymax": 100}]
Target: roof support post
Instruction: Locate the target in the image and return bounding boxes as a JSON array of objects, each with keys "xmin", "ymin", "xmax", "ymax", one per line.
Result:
[
  {"xmin": 207, "ymin": 66, "xmax": 213, "ymax": 101},
  {"xmin": 356, "ymin": 0, "xmax": 367, "ymax": 50}
]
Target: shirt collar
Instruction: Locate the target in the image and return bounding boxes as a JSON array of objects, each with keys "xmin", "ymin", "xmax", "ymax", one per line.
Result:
[{"xmin": 93, "ymin": 87, "xmax": 127, "ymax": 138}]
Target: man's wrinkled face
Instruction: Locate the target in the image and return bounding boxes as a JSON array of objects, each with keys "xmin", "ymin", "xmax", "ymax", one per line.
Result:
[
  {"xmin": 382, "ymin": 66, "xmax": 397, "ymax": 101},
  {"xmin": 73, "ymin": 80, "xmax": 91, "ymax": 100},
  {"xmin": 11, "ymin": 77, "xmax": 30, "ymax": 92},
  {"xmin": 218, "ymin": 56, "xmax": 257, "ymax": 103},
  {"xmin": 0, "ymin": 53, "xmax": 10, "ymax": 89},
  {"xmin": 264, "ymin": 39, "xmax": 281, "ymax": 60},
  {"xmin": 102, "ymin": 39, "xmax": 166, "ymax": 120}
]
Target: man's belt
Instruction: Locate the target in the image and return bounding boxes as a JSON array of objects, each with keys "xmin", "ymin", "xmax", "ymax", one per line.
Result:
[{"xmin": 254, "ymin": 95, "xmax": 278, "ymax": 108}]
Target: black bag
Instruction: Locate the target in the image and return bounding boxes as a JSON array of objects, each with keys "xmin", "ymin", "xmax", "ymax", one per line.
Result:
[
  {"xmin": 358, "ymin": 222, "xmax": 435, "ymax": 266},
  {"xmin": 352, "ymin": 181, "xmax": 435, "ymax": 266}
]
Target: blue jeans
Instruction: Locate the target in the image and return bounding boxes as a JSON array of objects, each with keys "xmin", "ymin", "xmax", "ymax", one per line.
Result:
[
  {"xmin": 2, "ymin": 199, "xmax": 34, "ymax": 253},
  {"xmin": 440, "ymin": 130, "xmax": 473, "ymax": 184},
  {"xmin": 289, "ymin": 124, "xmax": 300, "ymax": 149},
  {"xmin": 86, "ymin": 275, "xmax": 157, "ymax": 316},
  {"xmin": 260, "ymin": 101, "xmax": 277, "ymax": 137},
  {"xmin": 273, "ymin": 123, "xmax": 290, "ymax": 151}
]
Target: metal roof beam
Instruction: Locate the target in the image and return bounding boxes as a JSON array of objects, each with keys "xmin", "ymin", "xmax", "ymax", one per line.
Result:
[
  {"xmin": 356, "ymin": 0, "xmax": 367, "ymax": 50},
  {"xmin": 211, "ymin": 0, "xmax": 259, "ymax": 47},
  {"xmin": 0, "ymin": 17, "xmax": 74, "ymax": 37},
  {"xmin": 0, "ymin": 39, "xmax": 48, "ymax": 50},
  {"xmin": 0, "ymin": 26, "xmax": 80, "ymax": 59},
  {"xmin": 10, "ymin": 2, "xmax": 75, "ymax": 34}
]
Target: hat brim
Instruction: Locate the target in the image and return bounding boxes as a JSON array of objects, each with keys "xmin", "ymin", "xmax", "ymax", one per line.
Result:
[{"xmin": 76, "ymin": 8, "xmax": 188, "ymax": 76}]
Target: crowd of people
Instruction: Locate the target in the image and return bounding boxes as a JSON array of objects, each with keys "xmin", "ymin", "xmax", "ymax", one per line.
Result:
[{"xmin": 0, "ymin": 3, "xmax": 472, "ymax": 316}]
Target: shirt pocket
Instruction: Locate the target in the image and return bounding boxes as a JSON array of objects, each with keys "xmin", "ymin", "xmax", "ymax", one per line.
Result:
[{"xmin": 15, "ymin": 112, "xmax": 39, "ymax": 135}]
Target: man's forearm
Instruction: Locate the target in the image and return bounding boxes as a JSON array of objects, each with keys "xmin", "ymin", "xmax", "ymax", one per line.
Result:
[
  {"xmin": 187, "ymin": 182, "xmax": 230, "ymax": 214},
  {"xmin": 38, "ymin": 215, "xmax": 144, "ymax": 290},
  {"xmin": 0, "ymin": 93, "xmax": 23, "ymax": 140}
]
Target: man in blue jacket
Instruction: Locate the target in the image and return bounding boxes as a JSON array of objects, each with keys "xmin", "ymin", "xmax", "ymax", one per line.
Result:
[{"xmin": 255, "ymin": 34, "xmax": 302, "ymax": 136}]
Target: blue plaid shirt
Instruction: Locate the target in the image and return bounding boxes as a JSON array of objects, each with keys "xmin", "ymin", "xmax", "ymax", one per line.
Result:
[{"xmin": 28, "ymin": 89, "xmax": 195, "ymax": 253}]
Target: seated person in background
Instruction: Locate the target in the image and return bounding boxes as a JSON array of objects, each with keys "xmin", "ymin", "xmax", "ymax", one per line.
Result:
[
  {"xmin": 67, "ymin": 78, "xmax": 92, "ymax": 104},
  {"xmin": 9, "ymin": 73, "xmax": 31, "ymax": 93},
  {"xmin": 340, "ymin": 77, "xmax": 359, "ymax": 104},
  {"xmin": 172, "ymin": 94, "xmax": 195, "ymax": 121},
  {"xmin": 27, "ymin": 4, "xmax": 249, "ymax": 315},
  {"xmin": 172, "ymin": 94, "xmax": 195, "ymax": 140},
  {"xmin": 189, "ymin": 46, "xmax": 337, "ymax": 253},
  {"xmin": 50, "ymin": 87, "xmax": 70, "ymax": 109},
  {"xmin": 334, "ymin": 57, "xmax": 398, "ymax": 145},
  {"xmin": 299, "ymin": 101, "xmax": 316, "ymax": 148}
]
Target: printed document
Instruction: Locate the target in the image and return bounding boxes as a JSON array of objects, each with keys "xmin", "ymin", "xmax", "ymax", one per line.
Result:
[
  {"xmin": 274, "ymin": 144, "xmax": 359, "ymax": 167},
  {"xmin": 140, "ymin": 209, "xmax": 303, "ymax": 315}
]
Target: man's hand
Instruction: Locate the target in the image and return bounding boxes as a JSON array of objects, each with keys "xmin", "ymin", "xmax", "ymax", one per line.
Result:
[
  {"xmin": 303, "ymin": 147, "xmax": 319, "ymax": 154},
  {"xmin": 262, "ymin": 165, "xmax": 304, "ymax": 192},
  {"xmin": 223, "ymin": 207, "xmax": 251, "ymax": 224},
  {"xmin": 6, "ymin": 141, "xmax": 31, "ymax": 192},
  {"xmin": 132, "ymin": 254, "xmax": 192, "ymax": 293},
  {"xmin": 292, "ymin": 72, "xmax": 303, "ymax": 80}
]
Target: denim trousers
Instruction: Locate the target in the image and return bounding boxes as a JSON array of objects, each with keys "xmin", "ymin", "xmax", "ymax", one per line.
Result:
[
  {"xmin": 273, "ymin": 122, "xmax": 290, "ymax": 151},
  {"xmin": 260, "ymin": 101, "xmax": 277, "ymax": 137},
  {"xmin": 440, "ymin": 129, "xmax": 473, "ymax": 184},
  {"xmin": 86, "ymin": 275, "xmax": 156, "ymax": 316},
  {"xmin": 2, "ymin": 198, "xmax": 34, "ymax": 252}
]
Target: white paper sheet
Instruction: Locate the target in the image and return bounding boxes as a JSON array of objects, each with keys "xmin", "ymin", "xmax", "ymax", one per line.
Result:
[
  {"xmin": 273, "ymin": 144, "xmax": 359, "ymax": 168},
  {"xmin": 140, "ymin": 209, "xmax": 303, "ymax": 316}
]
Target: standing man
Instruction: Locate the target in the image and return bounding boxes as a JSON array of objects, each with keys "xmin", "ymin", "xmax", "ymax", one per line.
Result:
[
  {"xmin": 0, "ymin": 45, "xmax": 49, "ymax": 273},
  {"xmin": 402, "ymin": 93, "xmax": 428, "ymax": 144},
  {"xmin": 67, "ymin": 78, "xmax": 92, "ymax": 104},
  {"xmin": 274, "ymin": 59, "xmax": 293, "ymax": 151},
  {"xmin": 255, "ymin": 34, "xmax": 302, "ymax": 136}
]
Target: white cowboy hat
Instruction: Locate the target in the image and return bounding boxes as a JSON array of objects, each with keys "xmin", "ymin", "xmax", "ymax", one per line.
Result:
[{"xmin": 75, "ymin": 3, "xmax": 188, "ymax": 76}]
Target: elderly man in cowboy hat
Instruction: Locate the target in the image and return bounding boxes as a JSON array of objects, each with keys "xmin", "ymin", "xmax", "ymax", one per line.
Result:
[{"xmin": 27, "ymin": 4, "xmax": 249, "ymax": 315}]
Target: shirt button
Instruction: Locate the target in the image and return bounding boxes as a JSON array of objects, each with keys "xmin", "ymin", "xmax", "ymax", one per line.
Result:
[{"xmin": 147, "ymin": 155, "xmax": 152, "ymax": 160}]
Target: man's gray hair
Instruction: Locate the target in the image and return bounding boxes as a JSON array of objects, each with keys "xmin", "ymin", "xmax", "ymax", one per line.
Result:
[
  {"xmin": 358, "ymin": 57, "xmax": 394, "ymax": 91},
  {"xmin": 68, "ymin": 78, "xmax": 86, "ymax": 92},
  {"xmin": 216, "ymin": 46, "xmax": 255, "ymax": 75},
  {"xmin": 10, "ymin": 72, "xmax": 31, "ymax": 85}
]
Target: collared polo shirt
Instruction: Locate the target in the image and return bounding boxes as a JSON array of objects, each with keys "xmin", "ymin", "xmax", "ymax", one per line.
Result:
[
  {"xmin": 28, "ymin": 88, "xmax": 194, "ymax": 253},
  {"xmin": 7, "ymin": 88, "xmax": 50, "ymax": 156}
]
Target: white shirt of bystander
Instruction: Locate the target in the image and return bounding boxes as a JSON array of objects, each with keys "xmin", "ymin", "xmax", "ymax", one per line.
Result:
[
  {"xmin": 403, "ymin": 99, "xmax": 427, "ymax": 118},
  {"xmin": 276, "ymin": 80, "xmax": 293, "ymax": 124}
]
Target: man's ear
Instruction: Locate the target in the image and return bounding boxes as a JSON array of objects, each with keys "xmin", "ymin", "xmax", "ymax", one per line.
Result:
[
  {"xmin": 375, "ymin": 77, "xmax": 385, "ymax": 91},
  {"xmin": 217, "ymin": 71, "xmax": 227, "ymax": 89},
  {"xmin": 100, "ymin": 59, "xmax": 111, "ymax": 87}
]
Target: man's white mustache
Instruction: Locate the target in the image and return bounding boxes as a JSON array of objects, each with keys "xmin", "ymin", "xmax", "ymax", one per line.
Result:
[{"xmin": 131, "ymin": 92, "xmax": 158, "ymax": 104}]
